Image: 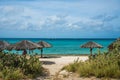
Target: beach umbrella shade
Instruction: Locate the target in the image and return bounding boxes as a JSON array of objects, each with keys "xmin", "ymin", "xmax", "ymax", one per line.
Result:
[
  {"xmin": 80, "ymin": 41, "xmax": 103, "ymax": 55},
  {"xmin": 7, "ymin": 44, "xmax": 14, "ymax": 51},
  {"xmin": 37, "ymin": 41, "xmax": 52, "ymax": 57},
  {"xmin": 108, "ymin": 38, "xmax": 120, "ymax": 51},
  {"xmin": 7, "ymin": 40, "xmax": 42, "ymax": 54},
  {"xmin": 0, "ymin": 41, "xmax": 10, "ymax": 52}
]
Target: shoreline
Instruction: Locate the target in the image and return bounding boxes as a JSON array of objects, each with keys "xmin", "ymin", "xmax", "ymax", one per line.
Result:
[{"xmin": 40, "ymin": 54, "xmax": 89, "ymax": 56}]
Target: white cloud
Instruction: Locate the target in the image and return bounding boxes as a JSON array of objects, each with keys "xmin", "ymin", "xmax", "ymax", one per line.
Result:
[
  {"xmin": 0, "ymin": 6, "xmax": 24, "ymax": 17},
  {"xmin": 0, "ymin": 5, "xmax": 120, "ymax": 33}
]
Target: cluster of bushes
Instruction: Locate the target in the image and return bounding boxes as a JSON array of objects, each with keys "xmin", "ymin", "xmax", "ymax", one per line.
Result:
[
  {"xmin": 0, "ymin": 52, "xmax": 45, "ymax": 80},
  {"xmin": 63, "ymin": 45, "xmax": 120, "ymax": 78}
]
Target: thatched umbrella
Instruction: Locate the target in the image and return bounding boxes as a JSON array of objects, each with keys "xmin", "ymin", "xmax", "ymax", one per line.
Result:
[
  {"xmin": 0, "ymin": 41, "xmax": 10, "ymax": 52},
  {"xmin": 108, "ymin": 38, "xmax": 120, "ymax": 51},
  {"xmin": 7, "ymin": 40, "xmax": 42, "ymax": 55},
  {"xmin": 81, "ymin": 41, "xmax": 103, "ymax": 55},
  {"xmin": 7, "ymin": 44, "xmax": 14, "ymax": 51},
  {"xmin": 37, "ymin": 41, "xmax": 52, "ymax": 58}
]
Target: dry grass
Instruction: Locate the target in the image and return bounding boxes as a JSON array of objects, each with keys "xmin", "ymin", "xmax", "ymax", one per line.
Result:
[{"xmin": 63, "ymin": 46, "xmax": 120, "ymax": 79}]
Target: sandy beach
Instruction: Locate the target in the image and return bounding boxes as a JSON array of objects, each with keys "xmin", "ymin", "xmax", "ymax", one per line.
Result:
[{"xmin": 39, "ymin": 56, "xmax": 89, "ymax": 76}]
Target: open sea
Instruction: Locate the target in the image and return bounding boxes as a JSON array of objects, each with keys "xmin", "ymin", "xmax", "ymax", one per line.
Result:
[{"xmin": 0, "ymin": 38, "xmax": 115, "ymax": 55}]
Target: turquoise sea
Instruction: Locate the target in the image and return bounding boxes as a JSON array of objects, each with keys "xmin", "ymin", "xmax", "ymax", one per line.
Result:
[{"xmin": 0, "ymin": 38, "xmax": 115, "ymax": 55}]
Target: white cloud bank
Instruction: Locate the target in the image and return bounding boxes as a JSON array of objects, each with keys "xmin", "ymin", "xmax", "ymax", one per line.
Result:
[
  {"xmin": 0, "ymin": 0, "xmax": 120, "ymax": 38},
  {"xmin": 0, "ymin": 5, "xmax": 120, "ymax": 35}
]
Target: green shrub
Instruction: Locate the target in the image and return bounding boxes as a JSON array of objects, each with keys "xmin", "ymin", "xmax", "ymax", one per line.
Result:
[
  {"xmin": 22, "ymin": 56, "xmax": 44, "ymax": 78},
  {"xmin": 1, "ymin": 67, "xmax": 23, "ymax": 80},
  {"xmin": 0, "ymin": 52, "xmax": 45, "ymax": 79},
  {"xmin": 63, "ymin": 60, "xmax": 80, "ymax": 72},
  {"xmin": 63, "ymin": 44, "xmax": 120, "ymax": 78}
]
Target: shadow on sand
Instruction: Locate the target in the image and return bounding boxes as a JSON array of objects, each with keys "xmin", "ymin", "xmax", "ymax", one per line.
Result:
[
  {"xmin": 40, "ymin": 55, "xmax": 61, "ymax": 58},
  {"xmin": 41, "ymin": 61, "xmax": 55, "ymax": 65},
  {"xmin": 40, "ymin": 56, "xmax": 61, "ymax": 65}
]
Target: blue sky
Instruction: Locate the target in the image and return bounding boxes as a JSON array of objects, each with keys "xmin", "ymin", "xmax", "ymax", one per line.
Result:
[{"xmin": 0, "ymin": 0, "xmax": 120, "ymax": 38}]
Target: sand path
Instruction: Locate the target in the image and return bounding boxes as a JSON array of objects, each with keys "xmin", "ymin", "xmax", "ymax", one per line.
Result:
[{"xmin": 39, "ymin": 56, "xmax": 88, "ymax": 76}]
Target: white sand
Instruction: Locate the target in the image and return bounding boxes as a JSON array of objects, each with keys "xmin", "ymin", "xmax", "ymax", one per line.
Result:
[{"xmin": 39, "ymin": 56, "xmax": 88, "ymax": 76}]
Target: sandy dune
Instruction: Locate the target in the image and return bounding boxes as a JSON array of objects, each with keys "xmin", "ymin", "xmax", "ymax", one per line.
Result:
[{"xmin": 39, "ymin": 56, "xmax": 88, "ymax": 76}]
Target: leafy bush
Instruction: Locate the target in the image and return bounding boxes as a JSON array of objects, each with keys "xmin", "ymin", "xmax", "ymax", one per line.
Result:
[
  {"xmin": 0, "ymin": 67, "xmax": 23, "ymax": 80},
  {"xmin": 63, "ymin": 44, "xmax": 120, "ymax": 78},
  {"xmin": 21, "ymin": 56, "xmax": 44, "ymax": 77},
  {"xmin": 0, "ymin": 52, "xmax": 45, "ymax": 79}
]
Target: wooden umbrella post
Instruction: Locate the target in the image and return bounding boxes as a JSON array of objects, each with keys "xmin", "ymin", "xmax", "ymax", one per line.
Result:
[
  {"xmin": 90, "ymin": 48, "xmax": 93, "ymax": 56},
  {"xmin": 41, "ymin": 48, "xmax": 43, "ymax": 58}
]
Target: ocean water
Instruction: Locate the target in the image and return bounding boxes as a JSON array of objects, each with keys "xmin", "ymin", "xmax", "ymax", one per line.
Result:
[{"xmin": 0, "ymin": 38, "xmax": 115, "ymax": 55}]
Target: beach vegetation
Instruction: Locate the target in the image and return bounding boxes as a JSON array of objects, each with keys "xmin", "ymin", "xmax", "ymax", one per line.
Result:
[
  {"xmin": 63, "ymin": 44, "xmax": 120, "ymax": 78},
  {"xmin": 0, "ymin": 52, "xmax": 46, "ymax": 80}
]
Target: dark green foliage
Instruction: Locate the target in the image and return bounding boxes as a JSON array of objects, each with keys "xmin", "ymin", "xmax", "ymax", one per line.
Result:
[
  {"xmin": 0, "ymin": 67, "xmax": 23, "ymax": 80},
  {"xmin": 63, "ymin": 44, "xmax": 120, "ymax": 78},
  {"xmin": 21, "ymin": 55, "xmax": 44, "ymax": 77},
  {"xmin": 0, "ymin": 52, "xmax": 44, "ymax": 80}
]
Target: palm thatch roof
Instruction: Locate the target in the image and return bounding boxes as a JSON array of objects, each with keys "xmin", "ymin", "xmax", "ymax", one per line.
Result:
[
  {"xmin": 81, "ymin": 41, "xmax": 103, "ymax": 48},
  {"xmin": 0, "ymin": 41, "xmax": 10, "ymax": 50},
  {"xmin": 108, "ymin": 38, "xmax": 120, "ymax": 51},
  {"xmin": 81, "ymin": 41, "xmax": 103, "ymax": 55},
  {"xmin": 7, "ymin": 40, "xmax": 42, "ymax": 50},
  {"xmin": 37, "ymin": 41, "xmax": 52, "ymax": 48},
  {"xmin": 7, "ymin": 44, "xmax": 14, "ymax": 51},
  {"xmin": 37, "ymin": 41, "xmax": 52, "ymax": 58}
]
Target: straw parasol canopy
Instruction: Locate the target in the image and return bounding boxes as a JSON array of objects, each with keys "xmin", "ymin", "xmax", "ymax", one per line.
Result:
[
  {"xmin": 7, "ymin": 40, "xmax": 42, "ymax": 54},
  {"xmin": 81, "ymin": 41, "xmax": 103, "ymax": 55},
  {"xmin": 6, "ymin": 44, "xmax": 15, "ymax": 50},
  {"xmin": 108, "ymin": 38, "xmax": 120, "ymax": 51},
  {"xmin": 37, "ymin": 41, "xmax": 52, "ymax": 57},
  {"xmin": 0, "ymin": 41, "xmax": 10, "ymax": 51}
]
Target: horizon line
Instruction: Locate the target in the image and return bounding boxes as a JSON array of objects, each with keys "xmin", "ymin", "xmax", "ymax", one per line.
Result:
[{"xmin": 0, "ymin": 37, "xmax": 117, "ymax": 39}]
